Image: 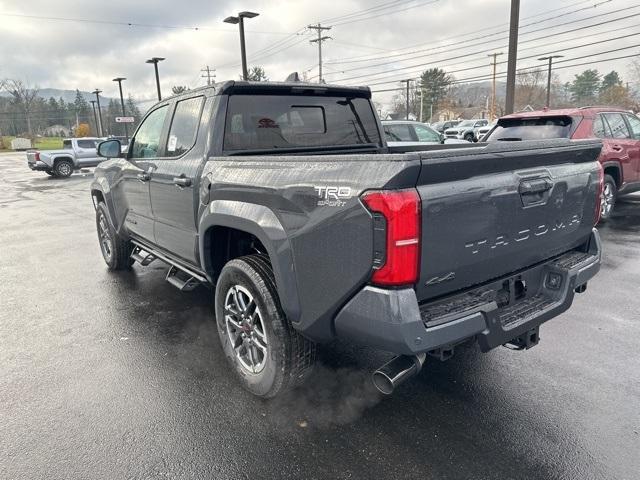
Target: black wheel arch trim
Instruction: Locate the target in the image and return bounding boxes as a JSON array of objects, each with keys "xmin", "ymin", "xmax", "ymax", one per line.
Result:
[{"xmin": 198, "ymin": 200, "xmax": 302, "ymax": 325}]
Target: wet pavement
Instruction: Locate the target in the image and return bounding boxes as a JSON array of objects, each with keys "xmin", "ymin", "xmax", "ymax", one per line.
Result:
[{"xmin": 0, "ymin": 152, "xmax": 638, "ymax": 480}]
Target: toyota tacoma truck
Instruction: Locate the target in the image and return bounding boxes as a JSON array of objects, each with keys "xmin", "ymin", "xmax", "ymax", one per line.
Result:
[
  {"xmin": 27, "ymin": 137, "xmax": 103, "ymax": 177},
  {"xmin": 91, "ymin": 81, "xmax": 603, "ymax": 398}
]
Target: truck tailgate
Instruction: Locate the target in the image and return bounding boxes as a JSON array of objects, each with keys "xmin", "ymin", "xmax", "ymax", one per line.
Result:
[{"xmin": 415, "ymin": 139, "xmax": 602, "ymax": 302}]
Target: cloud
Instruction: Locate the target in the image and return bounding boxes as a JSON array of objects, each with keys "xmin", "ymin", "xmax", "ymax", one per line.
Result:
[{"xmin": 0, "ymin": 0, "xmax": 637, "ymax": 109}]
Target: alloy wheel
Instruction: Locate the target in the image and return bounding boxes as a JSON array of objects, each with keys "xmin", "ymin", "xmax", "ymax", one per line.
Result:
[
  {"xmin": 224, "ymin": 285, "xmax": 269, "ymax": 374},
  {"xmin": 98, "ymin": 213, "xmax": 113, "ymax": 262}
]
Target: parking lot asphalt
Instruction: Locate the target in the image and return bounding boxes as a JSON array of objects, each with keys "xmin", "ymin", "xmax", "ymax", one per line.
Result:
[{"xmin": 0, "ymin": 152, "xmax": 638, "ymax": 480}]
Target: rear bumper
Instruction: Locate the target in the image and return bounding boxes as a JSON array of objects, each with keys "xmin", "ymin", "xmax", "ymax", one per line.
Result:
[
  {"xmin": 334, "ymin": 229, "xmax": 601, "ymax": 355},
  {"xmin": 28, "ymin": 161, "xmax": 50, "ymax": 171}
]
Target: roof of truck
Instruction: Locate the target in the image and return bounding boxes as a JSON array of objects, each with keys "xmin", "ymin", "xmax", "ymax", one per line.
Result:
[{"xmin": 163, "ymin": 81, "xmax": 371, "ymax": 102}]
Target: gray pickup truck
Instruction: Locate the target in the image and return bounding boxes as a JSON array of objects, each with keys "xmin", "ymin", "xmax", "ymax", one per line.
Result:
[
  {"xmin": 91, "ymin": 81, "xmax": 603, "ymax": 398},
  {"xmin": 27, "ymin": 137, "xmax": 103, "ymax": 177}
]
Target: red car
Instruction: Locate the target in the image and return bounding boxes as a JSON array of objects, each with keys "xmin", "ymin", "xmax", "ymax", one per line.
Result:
[{"xmin": 485, "ymin": 107, "xmax": 640, "ymax": 220}]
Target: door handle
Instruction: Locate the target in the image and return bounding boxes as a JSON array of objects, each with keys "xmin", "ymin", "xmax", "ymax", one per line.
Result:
[
  {"xmin": 612, "ymin": 144, "xmax": 623, "ymax": 152},
  {"xmin": 519, "ymin": 179, "xmax": 553, "ymax": 195},
  {"xmin": 173, "ymin": 176, "xmax": 192, "ymax": 187}
]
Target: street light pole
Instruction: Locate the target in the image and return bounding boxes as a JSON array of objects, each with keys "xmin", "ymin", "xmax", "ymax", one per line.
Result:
[
  {"xmin": 92, "ymin": 89, "xmax": 103, "ymax": 136},
  {"xmin": 538, "ymin": 55, "xmax": 564, "ymax": 108},
  {"xmin": 89, "ymin": 100, "xmax": 99, "ymax": 136},
  {"xmin": 145, "ymin": 57, "xmax": 165, "ymax": 101},
  {"xmin": 112, "ymin": 77, "xmax": 129, "ymax": 142},
  {"xmin": 224, "ymin": 11, "xmax": 259, "ymax": 81},
  {"xmin": 504, "ymin": 0, "xmax": 520, "ymax": 115}
]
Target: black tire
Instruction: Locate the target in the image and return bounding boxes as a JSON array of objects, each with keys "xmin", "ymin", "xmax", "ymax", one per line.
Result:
[
  {"xmin": 464, "ymin": 133, "xmax": 474, "ymax": 142},
  {"xmin": 45, "ymin": 170, "xmax": 56, "ymax": 177},
  {"xmin": 95, "ymin": 202, "xmax": 133, "ymax": 270},
  {"xmin": 54, "ymin": 159, "xmax": 73, "ymax": 178},
  {"xmin": 599, "ymin": 174, "xmax": 617, "ymax": 222},
  {"xmin": 215, "ymin": 254, "xmax": 316, "ymax": 398}
]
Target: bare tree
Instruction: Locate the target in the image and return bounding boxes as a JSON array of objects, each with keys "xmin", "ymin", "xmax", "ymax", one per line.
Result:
[
  {"xmin": 515, "ymin": 68, "xmax": 545, "ymax": 110},
  {"xmin": 2, "ymin": 79, "xmax": 40, "ymax": 135}
]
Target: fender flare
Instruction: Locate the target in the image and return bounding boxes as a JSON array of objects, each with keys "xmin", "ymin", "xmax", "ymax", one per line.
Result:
[
  {"xmin": 90, "ymin": 178, "xmax": 121, "ymax": 233},
  {"xmin": 198, "ymin": 200, "xmax": 301, "ymax": 324},
  {"xmin": 52, "ymin": 154, "xmax": 75, "ymax": 166},
  {"xmin": 600, "ymin": 160, "xmax": 623, "ymax": 185}
]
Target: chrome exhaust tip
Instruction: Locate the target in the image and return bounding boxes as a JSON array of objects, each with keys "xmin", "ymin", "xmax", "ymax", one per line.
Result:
[{"xmin": 372, "ymin": 353, "xmax": 426, "ymax": 395}]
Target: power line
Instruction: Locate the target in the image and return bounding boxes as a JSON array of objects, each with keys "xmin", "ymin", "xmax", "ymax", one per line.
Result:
[
  {"xmin": 345, "ymin": 27, "xmax": 640, "ymax": 88},
  {"xmin": 329, "ymin": 0, "xmax": 441, "ymax": 27},
  {"xmin": 331, "ymin": 10, "xmax": 640, "ymax": 85},
  {"xmin": 201, "ymin": 66, "xmax": 216, "ymax": 85},
  {"xmin": 0, "ymin": 12, "xmax": 295, "ymax": 35},
  {"xmin": 325, "ymin": 0, "xmax": 619, "ymax": 66},
  {"xmin": 370, "ymin": 51, "xmax": 640, "ymax": 93}
]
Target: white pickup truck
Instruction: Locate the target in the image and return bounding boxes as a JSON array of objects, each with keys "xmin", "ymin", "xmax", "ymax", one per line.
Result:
[{"xmin": 27, "ymin": 137, "xmax": 103, "ymax": 177}]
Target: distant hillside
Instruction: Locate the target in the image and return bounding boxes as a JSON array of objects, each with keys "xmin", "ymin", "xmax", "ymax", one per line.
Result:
[{"xmin": 0, "ymin": 88, "xmax": 115, "ymax": 104}]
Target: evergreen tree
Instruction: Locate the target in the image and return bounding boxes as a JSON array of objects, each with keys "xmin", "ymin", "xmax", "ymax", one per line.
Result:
[
  {"xmin": 569, "ymin": 69, "xmax": 600, "ymax": 105},
  {"xmin": 125, "ymin": 94, "xmax": 142, "ymax": 130},
  {"xmin": 600, "ymin": 71, "xmax": 622, "ymax": 92},
  {"xmin": 418, "ymin": 68, "xmax": 453, "ymax": 121}
]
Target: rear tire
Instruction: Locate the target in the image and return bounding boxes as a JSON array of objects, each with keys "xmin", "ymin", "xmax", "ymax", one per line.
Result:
[
  {"xmin": 215, "ymin": 254, "xmax": 316, "ymax": 398},
  {"xmin": 54, "ymin": 159, "xmax": 73, "ymax": 178},
  {"xmin": 600, "ymin": 174, "xmax": 617, "ymax": 221},
  {"xmin": 95, "ymin": 202, "xmax": 133, "ymax": 270}
]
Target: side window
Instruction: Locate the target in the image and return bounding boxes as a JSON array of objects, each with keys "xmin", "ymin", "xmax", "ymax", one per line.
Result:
[
  {"xmin": 77, "ymin": 140, "xmax": 97, "ymax": 149},
  {"xmin": 624, "ymin": 114, "xmax": 640, "ymax": 140},
  {"xmin": 130, "ymin": 105, "xmax": 169, "ymax": 159},
  {"xmin": 166, "ymin": 96, "xmax": 204, "ymax": 156},
  {"xmin": 603, "ymin": 113, "xmax": 630, "ymax": 139},
  {"xmin": 384, "ymin": 124, "xmax": 415, "ymax": 142},
  {"xmin": 593, "ymin": 115, "xmax": 609, "ymax": 138},
  {"xmin": 414, "ymin": 124, "xmax": 440, "ymax": 142}
]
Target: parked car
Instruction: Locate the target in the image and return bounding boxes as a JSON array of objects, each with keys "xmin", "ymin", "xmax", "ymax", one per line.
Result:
[
  {"xmin": 476, "ymin": 121, "xmax": 496, "ymax": 141},
  {"xmin": 27, "ymin": 137, "xmax": 103, "ymax": 177},
  {"xmin": 444, "ymin": 119, "xmax": 489, "ymax": 142},
  {"xmin": 484, "ymin": 107, "xmax": 640, "ymax": 220},
  {"xmin": 431, "ymin": 120, "xmax": 460, "ymax": 134},
  {"xmin": 91, "ymin": 81, "xmax": 602, "ymax": 398},
  {"xmin": 382, "ymin": 121, "xmax": 469, "ymax": 147}
]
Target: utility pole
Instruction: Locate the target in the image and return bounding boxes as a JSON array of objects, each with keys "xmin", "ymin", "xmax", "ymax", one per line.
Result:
[
  {"xmin": 145, "ymin": 57, "xmax": 165, "ymax": 101},
  {"xmin": 488, "ymin": 52, "xmax": 504, "ymax": 121},
  {"xmin": 112, "ymin": 77, "xmax": 129, "ymax": 142},
  {"xmin": 201, "ymin": 65, "xmax": 216, "ymax": 85},
  {"xmin": 92, "ymin": 89, "xmax": 103, "ymax": 136},
  {"xmin": 538, "ymin": 55, "xmax": 563, "ymax": 108},
  {"xmin": 308, "ymin": 23, "xmax": 332, "ymax": 83},
  {"xmin": 504, "ymin": 0, "xmax": 520, "ymax": 115},
  {"xmin": 400, "ymin": 79, "xmax": 412, "ymax": 120},
  {"xmin": 89, "ymin": 100, "xmax": 98, "ymax": 136}
]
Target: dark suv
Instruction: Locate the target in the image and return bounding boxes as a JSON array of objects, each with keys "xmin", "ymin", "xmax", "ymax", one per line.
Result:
[{"xmin": 485, "ymin": 107, "xmax": 640, "ymax": 219}]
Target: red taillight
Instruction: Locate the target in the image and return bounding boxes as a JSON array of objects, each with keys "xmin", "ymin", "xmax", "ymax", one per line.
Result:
[
  {"xmin": 361, "ymin": 189, "xmax": 421, "ymax": 286},
  {"xmin": 594, "ymin": 163, "xmax": 604, "ymax": 225},
  {"xmin": 35, "ymin": 152, "xmax": 40, "ymax": 161}
]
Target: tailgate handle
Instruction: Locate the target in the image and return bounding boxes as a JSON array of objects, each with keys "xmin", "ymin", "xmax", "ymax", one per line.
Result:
[{"xmin": 519, "ymin": 179, "xmax": 552, "ymax": 195}]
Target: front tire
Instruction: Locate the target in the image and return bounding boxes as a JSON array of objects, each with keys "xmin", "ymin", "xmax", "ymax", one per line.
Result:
[
  {"xmin": 600, "ymin": 174, "xmax": 617, "ymax": 221},
  {"xmin": 95, "ymin": 202, "xmax": 133, "ymax": 270},
  {"xmin": 464, "ymin": 133, "xmax": 474, "ymax": 142},
  {"xmin": 54, "ymin": 159, "xmax": 73, "ymax": 178},
  {"xmin": 215, "ymin": 255, "xmax": 316, "ymax": 398}
]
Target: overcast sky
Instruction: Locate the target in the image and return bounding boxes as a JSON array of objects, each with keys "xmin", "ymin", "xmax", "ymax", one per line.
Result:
[{"xmin": 1, "ymin": 0, "xmax": 639, "ymax": 109}]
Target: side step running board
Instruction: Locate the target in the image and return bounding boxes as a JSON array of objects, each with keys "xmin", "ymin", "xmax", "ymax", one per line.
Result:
[
  {"xmin": 130, "ymin": 239, "xmax": 208, "ymax": 292},
  {"xmin": 166, "ymin": 265, "xmax": 200, "ymax": 292},
  {"xmin": 131, "ymin": 246, "xmax": 157, "ymax": 266}
]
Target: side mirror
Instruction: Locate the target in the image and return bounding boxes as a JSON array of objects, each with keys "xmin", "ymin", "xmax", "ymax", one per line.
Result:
[
  {"xmin": 97, "ymin": 139, "xmax": 122, "ymax": 159},
  {"xmin": 440, "ymin": 133, "xmax": 445, "ymax": 144}
]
